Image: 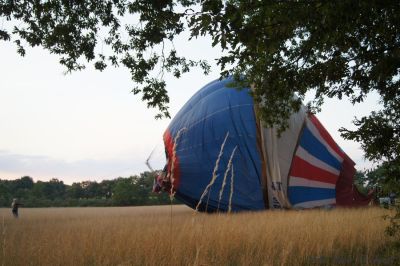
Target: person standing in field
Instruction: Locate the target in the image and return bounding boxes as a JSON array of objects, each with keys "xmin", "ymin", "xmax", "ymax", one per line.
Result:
[{"xmin": 11, "ymin": 198, "xmax": 22, "ymax": 218}]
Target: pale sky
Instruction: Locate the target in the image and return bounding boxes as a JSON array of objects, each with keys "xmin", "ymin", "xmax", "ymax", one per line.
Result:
[{"xmin": 0, "ymin": 36, "xmax": 380, "ymax": 184}]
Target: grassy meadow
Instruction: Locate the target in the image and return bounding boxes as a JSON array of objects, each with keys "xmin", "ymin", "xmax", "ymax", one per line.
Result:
[{"xmin": 0, "ymin": 205, "xmax": 398, "ymax": 265}]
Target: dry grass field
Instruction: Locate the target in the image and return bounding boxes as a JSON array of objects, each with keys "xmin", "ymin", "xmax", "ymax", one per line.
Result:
[{"xmin": 0, "ymin": 205, "xmax": 398, "ymax": 266}]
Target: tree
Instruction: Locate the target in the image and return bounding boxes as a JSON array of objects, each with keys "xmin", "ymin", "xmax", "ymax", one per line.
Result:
[
  {"xmin": 66, "ymin": 182, "xmax": 84, "ymax": 199},
  {"xmin": 0, "ymin": 171, "xmax": 172, "ymax": 207},
  {"xmin": 32, "ymin": 178, "xmax": 66, "ymax": 200},
  {"xmin": 353, "ymin": 171, "xmax": 369, "ymax": 195},
  {"xmin": 0, "ymin": 0, "xmax": 211, "ymax": 119},
  {"xmin": 15, "ymin": 176, "xmax": 34, "ymax": 190},
  {"xmin": 80, "ymin": 181, "xmax": 102, "ymax": 199},
  {"xmin": 0, "ymin": 182, "xmax": 11, "ymax": 206},
  {"xmin": 47, "ymin": 178, "xmax": 66, "ymax": 199},
  {"xmin": 354, "ymin": 167, "xmax": 400, "ymax": 200},
  {"xmin": 99, "ymin": 180, "xmax": 115, "ymax": 199},
  {"xmin": 112, "ymin": 178, "xmax": 137, "ymax": 206},
  {"xmin": 1, "ymin": 2, "xmax": 399, "ymax": 195}
]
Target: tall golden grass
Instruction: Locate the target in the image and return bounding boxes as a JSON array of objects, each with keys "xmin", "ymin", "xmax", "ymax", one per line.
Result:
[{"xmin": 0, "ymin": 206, "xmax": 397, "ymax": 265}]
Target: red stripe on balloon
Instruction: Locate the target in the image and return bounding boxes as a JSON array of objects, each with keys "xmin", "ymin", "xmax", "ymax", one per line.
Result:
[
  {"xmin": 163, "ymin": 129, "xmax": 181, "ymax": 191},
  {"xmin": 290, "ymin": 156, "xmax": 339, "ymax": 185}
]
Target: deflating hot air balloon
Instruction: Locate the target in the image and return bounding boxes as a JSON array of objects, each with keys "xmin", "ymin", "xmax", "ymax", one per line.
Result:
[{"xmin": 153, "ymin": 77, "xmax": 372, "ymax": 212}]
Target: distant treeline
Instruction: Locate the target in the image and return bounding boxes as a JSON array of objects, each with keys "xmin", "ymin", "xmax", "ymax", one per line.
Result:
[{"xmin": 0, "ymin": 171, "xmax": 177, "ymax": 207}]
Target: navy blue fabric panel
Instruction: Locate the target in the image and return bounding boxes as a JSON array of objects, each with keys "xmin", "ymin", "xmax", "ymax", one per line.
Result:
[
  {"xmin": 288, "ymin": 186, "xmax": 336, "ymax": 204},
  {"xmin": 299, "ymin": 127, "xmax": 342, "ymax": 171},
  {"xmin": 174, "ymin": 191, "xmax": 249, "ymax": 213},
  {"xmin": 167, "ymin": 78, "xmax": 265, "ymax": 211}
]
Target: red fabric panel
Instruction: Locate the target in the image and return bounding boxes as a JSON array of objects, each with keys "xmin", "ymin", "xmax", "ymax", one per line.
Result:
[
  {"xmin": 163, "ymin": 130, "xmax": 181, "ymax": 192},
  {"xmin": 335, "ymin": 154, "xmax": 355, "ymax": 206},
  {"xmin": 290, "ymin": 156, "xmax": 339, "ymax": 184},
  {"xmin": 353, "ymin": 187, "xmax": 374, "ymax": 205},
  {"xmin": 336, "ymin": 153, "xmax": 372, "ymax": 206}
]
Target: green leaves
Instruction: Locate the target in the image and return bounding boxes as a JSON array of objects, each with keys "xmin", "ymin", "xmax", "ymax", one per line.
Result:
[
  {"xmin": 0, "ymin": 29, "xmax": 10, "ymax": 40},
  {"xmin": 1, "ymin": 1, "xmax": 399, "ymax": 169},
  {"xmin": 0, "ymin": 0, "xmax": 206, "ymax": 119},
  {"xmin": 340, "ymin": 107, "xmax": 400, "ymax": 163}
]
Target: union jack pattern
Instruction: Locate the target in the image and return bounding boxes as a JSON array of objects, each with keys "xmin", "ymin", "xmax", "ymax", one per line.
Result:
[{"xmin": 288, "ymin": 114, "xmax": 345, "ymax": 208}]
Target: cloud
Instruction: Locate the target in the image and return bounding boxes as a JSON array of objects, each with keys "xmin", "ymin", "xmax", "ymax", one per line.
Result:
[{"xmin": 0, "ymin": 150, "xmax": 159, "ymax": 184}]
